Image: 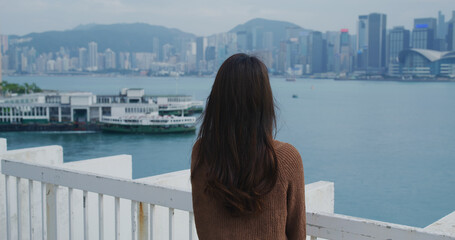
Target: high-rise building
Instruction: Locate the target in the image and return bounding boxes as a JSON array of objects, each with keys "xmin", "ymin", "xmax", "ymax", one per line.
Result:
[
  {"xmin": 78, "ymin": 48, "xmax": 87, "ymax": 70},
  {"xmin": 339, "ymin": 29, "xmax": 351, "ymax": 73},
  {"xmin": 308, "ymin": 31, "xmax": 324, "ymax": 74},
  {"xmin": 236, "ymin": 31, "xmax": 248, "ymax": 52},
  {"xmin": 367, "ymin": 13, "xmax": 387, "ymax": 73},
  {"xmin": 389, "ymin": 26, "xmax": 410, "ymax": 63},
  {"xmin": 196, "ymin": 37, "xmax": 207, "ymax": 70},
  {"xmin": 0, "ymin": 48, "xmax": 2, "ymax": 89},
  {"xmin": 412, "ymin": 18, "xmax": 437, "ymax": 49},
  {"xmin": 118, "ymin": 52, "xmax": 131, "ymax": 70},
  {"xmin": 356, "ymin": 15, "xmax": 369, "ymax": 70},
  {"xmin": 104, "ymin": 48, "xmax": 116, "ymax": 69},
  {"xmin": 262, "ymin": 32, "xmax": 274, "ymax": 50},
  {"xmin": 0, "ymin": 35, "xmax": 8, "ymax": 54},
  {"xmin": 285, "ymin": 38, "xmax": 299, "ymax": 73},
  {"xmin": 88, "ymin": 42, "xmax": 98, "ymax": 71},
  {"xmin": 437, "ymin": 11, "xmax": 447, "ymax": 40},
  {"xmin": 448, "ymin": 11, "xmax": 455, "ymax": 51}
]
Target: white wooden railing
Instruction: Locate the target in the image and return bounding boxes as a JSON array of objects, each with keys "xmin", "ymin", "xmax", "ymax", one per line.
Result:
[{"xmin": 2, "ymin": 159, "xmax": 454, "ymax": 240}]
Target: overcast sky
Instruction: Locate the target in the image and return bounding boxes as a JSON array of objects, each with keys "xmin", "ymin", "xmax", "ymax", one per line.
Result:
[{"xmin": 1, "ymin": 0, "xmax": 454, "ymax": 36}]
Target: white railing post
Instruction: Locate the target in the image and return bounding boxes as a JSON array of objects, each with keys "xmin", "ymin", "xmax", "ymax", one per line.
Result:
[
  {"xmin": 131, "ymin": 200, "xmax": 137, "ymax": 240},
  {"xmin": 5, "ymin": 175, "xmax": 11, "ymax": 240},
  {"xmin": 137, "ymin": 202, "xmax": 148, "ymax": 240},
  {"xmin": 41, "ymin": 183, "xmax": 45, "ymax": 240},
  {"xmin": 16, "ymin": 177, "xmax": 22, "ymax": 240},
  {"xmin": 28, "ymin": 179, "xmax": 33, "ymax": 240},
  {"xmin": 46, "ymin": 184, "xmax": 58, "ymax": 240},
  {"xmin": 98, "ymin": 193, "xmax": 104, "ymax": 240},
  {"xmin": 149, "ymin": 204, "xmax": 155, "ymax": 240},
  {"xmin": 189, "ymin": 212, "xmax": 195, "ymax": 240},
  {"xmin": 83, "ymin": 190, "xmax": 89, "ymax": 240},
  {"xmin": 68, "ymin": 188, "xmax": 73, "ymax": 240},
  {"xmin": 169, "ymin": 208, "xmax": 174, "ymax": 240},
  {"xmin": 115, "ymin": 197, "xmax": 120, "ymax": 240}
]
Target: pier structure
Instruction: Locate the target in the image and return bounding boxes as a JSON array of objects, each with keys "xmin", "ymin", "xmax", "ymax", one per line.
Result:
[
  {"xmin": 0, "ymin": 138, "xmax": 454, "ymax": 239},
  {"xmin": 0, "ymin": 88, "xmax": 203, "ymax": 125}
]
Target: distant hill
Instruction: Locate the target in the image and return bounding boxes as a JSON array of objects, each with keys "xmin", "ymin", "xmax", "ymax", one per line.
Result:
[
  {"xmin": 229, "ymin": 18, "xmax": 305, "ymax": 48},
  {"xmin": 8, "ymin": 19, "xmax": 307, "ymax": 55},
  {"xmin": 9, "ymin": 23, "xmax": 196, "ymax": 54}
]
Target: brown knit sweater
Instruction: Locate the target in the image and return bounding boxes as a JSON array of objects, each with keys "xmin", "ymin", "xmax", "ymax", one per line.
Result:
[{"xmin": 191, "ymin": 140, "xmax": 306, "ymax": 240}]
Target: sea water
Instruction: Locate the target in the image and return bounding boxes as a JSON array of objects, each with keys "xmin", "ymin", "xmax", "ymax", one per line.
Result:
[{"xmin": 2, "ymin": 76, "xmax": 455, "ymax": 228}]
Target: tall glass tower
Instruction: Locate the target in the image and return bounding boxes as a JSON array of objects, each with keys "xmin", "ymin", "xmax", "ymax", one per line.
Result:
[{"xmin": 367, "ymin": 13, "xmax": 387, "ymax": 73}]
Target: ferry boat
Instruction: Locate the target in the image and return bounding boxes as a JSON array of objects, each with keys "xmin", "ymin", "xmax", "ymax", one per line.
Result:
[{"xmin": 100, "ymin": 112, "xmax": 196, "ymax": 134}]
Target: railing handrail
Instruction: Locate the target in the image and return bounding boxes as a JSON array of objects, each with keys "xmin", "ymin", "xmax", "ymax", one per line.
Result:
[{"xmin": 1, "ymin": 159, "xmax": 193, "ymax": 212}]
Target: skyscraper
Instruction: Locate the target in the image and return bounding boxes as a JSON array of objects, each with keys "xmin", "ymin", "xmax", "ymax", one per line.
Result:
[
  {"xmin": 367, "ymin": 13, "xmax": 387, "ymax": 73},
  {"xmin": 196, "ymin": 37, "xmax": 207, "ymax": 70},
  {"xmin": 437, "ymin": 11, "xmax": 447, "ymax": 40},
  {"xmin": 308, "ymin": 31, "xmax": 324, "ymax": 74},
  {"xmin": 339, "ymin": 29, "xmax": 351, "ymax": 73},
  {"xmin": 78, "ymin": 48, "xmax": 87, "ymax": 70},
  {"xmin": 88, "ymin": 42, "xmax": 98, "ymax": 71},
  {"xmin": 356, "ymin": 15, "xmax": 369, "ymax": 70},
  {"xmin": 262, "ymin": 32, "xmax": 274, "ymax": 50},
  {"xmin": 389, "ymin": 26, "xmax": 410, "ymax": 63},
  {"xmin": 104, "ymin": 48, "xmax": 116, "ymax": 69},
  {"xmin": 412, "ymin": 18, "xmax": 437, "ymax": 49},
  {"xmin": 0, "ymin": 35, "xmax": 8, "ymax": 54},
  {"xmin": 236, "ymin": 31, "xmax": 248, "ymax": 52},
  {"xmin": 448, "ymin": 11, "xmax": 455, "ymax": 51}
]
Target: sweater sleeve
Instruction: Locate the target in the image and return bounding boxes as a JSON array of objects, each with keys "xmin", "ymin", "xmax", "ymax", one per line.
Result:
[{"xmin": 285, "ymin": 146, "xmax": 306, "ymax": 240}]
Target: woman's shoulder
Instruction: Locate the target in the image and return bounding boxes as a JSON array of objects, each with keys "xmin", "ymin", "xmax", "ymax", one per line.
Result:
[{"xmin": 273, "ymin": 140, "xmax": 303, "ymax": 178}]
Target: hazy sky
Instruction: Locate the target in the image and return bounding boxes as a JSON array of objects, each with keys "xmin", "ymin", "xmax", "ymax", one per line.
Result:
[{"xmin": 1, "ymin": 0, "xmax": 454, "ymax": 36}]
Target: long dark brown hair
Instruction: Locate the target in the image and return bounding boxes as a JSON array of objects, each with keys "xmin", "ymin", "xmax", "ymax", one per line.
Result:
[{"xmin": 192, "ymin": 53, "xmax": 278, "ymax": 216}]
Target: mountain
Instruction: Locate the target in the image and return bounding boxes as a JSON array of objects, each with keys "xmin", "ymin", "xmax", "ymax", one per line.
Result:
[
  {"xmin": 9, "ymin": 23, "xmax": 196, "ymax": 54},
  {"xmin": 229, "ymin": 18, "xmax": 305, "ymax": 48}
]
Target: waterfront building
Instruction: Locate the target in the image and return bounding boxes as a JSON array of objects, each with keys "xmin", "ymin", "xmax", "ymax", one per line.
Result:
[
  {"xmin": 367, "ymin": 13, "xmax": 387, "ymax": 73},
  {"xmin": 356, "ymin": 15, "xmax": 369, "ymax": 71},
  {"xmin": 0, "ymin": 88, "xmax": 203, "ymax": 125},
  {"xmin": 412, "ymin": 18, "xmax": 437, "ymax": 50},
  {"xmin": 448, "ymin": 11, "xmax": 455, "ymax": 51},
  {"xmin": 438, "ymin": 11, "xmax": 447, "ymax": 40},
  {"xmin": 285, "ymin": 38, "xmax": 300, "ymax": 73},
  {"xmin": 437, "ymin": 11, "xmax": 448, "ymax": 51},
  {"xmin": 88, "ymin": 41, "xmax": 98, "ymax": 71},
  {"xmin": 389, "ymin": 27, "xmax": 410, "ymax": 76},
  {"xmin": 78, "ymin": 47, "xmax": 87, "ymax": 70},
  {"xmin": 104, "ymin": 48, "xmax": 116, "ymax": 69},
  {"xmin": 118, "ymin": 52, "xmax": 131, "ymax": 70},
  {"xmin": 236, "ymin": 31, "xmax": 248, "ymax": 52},
  {"xmin": 263, "ymin": 31, "xmax": 274, "ymax": 50},
  {"xmin": 339, "ymin": 29, "xmax": 352, "ymax": 73},
  {"xmin": 308, "ymin": 31, "xmax": 324, "ymax": 74},
  {"xmin": 325, "ymin": 31, "xmax": 340, "ymax": 73},
  {"xmin": 0, "ymin": 48, "xmax": 2, "ymax": 90},
  {"xmin": 196, "ymin": 37, "xmax": 206, "ymax": 71},
  {"xmin": 398, "ymin": 48, "xmax": 455, "ymax": 77},
  {"xmin": 0, "ymin": 35, "xmax": 8, "ymax": 54}
]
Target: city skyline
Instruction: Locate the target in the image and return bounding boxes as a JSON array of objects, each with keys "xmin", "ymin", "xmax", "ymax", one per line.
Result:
[{"xmin": 1, "ymin": 0, "xmax": 454, "ymax": 36}]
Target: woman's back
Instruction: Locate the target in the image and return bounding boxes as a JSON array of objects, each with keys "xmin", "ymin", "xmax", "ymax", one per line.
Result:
[
  {"xmin": 190, "ymin": 53, "xmax": 306, "ymax": 239},
  {"xmin": 191, "ymin": 140, "xmax": 306, "ymax": 240}
]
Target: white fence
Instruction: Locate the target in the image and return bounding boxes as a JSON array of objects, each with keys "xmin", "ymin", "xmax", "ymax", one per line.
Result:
[
  {"xmin": 0, "ymin": 136, "xmax": 454, "ymax": 240},
  {"xmin": 2, "ymin": 159, "xmax": 455, "ymax": 240}
]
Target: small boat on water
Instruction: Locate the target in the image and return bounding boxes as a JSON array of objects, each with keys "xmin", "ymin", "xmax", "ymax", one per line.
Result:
[
  {"xmin": 100, "ymin": 112, "xmax": 196, "ymax": 134},
  {"xmin": 292, "ymin": 94, "xmax": 299, "ymax": 98},
  {"xmin": 286, "ymin": 77, "xmax": 296, "ymax": 82}
]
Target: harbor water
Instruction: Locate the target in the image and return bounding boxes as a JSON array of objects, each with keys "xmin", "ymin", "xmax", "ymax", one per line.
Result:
[{"xmin": 2, "ymin": 76, "xmax": 455, "ymax": 228}]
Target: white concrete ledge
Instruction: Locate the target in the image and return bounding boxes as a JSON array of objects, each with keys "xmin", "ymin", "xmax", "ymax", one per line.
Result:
[{"xmin": 426, "ymin": 211, "xmax": 455, "ymax": 237}]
